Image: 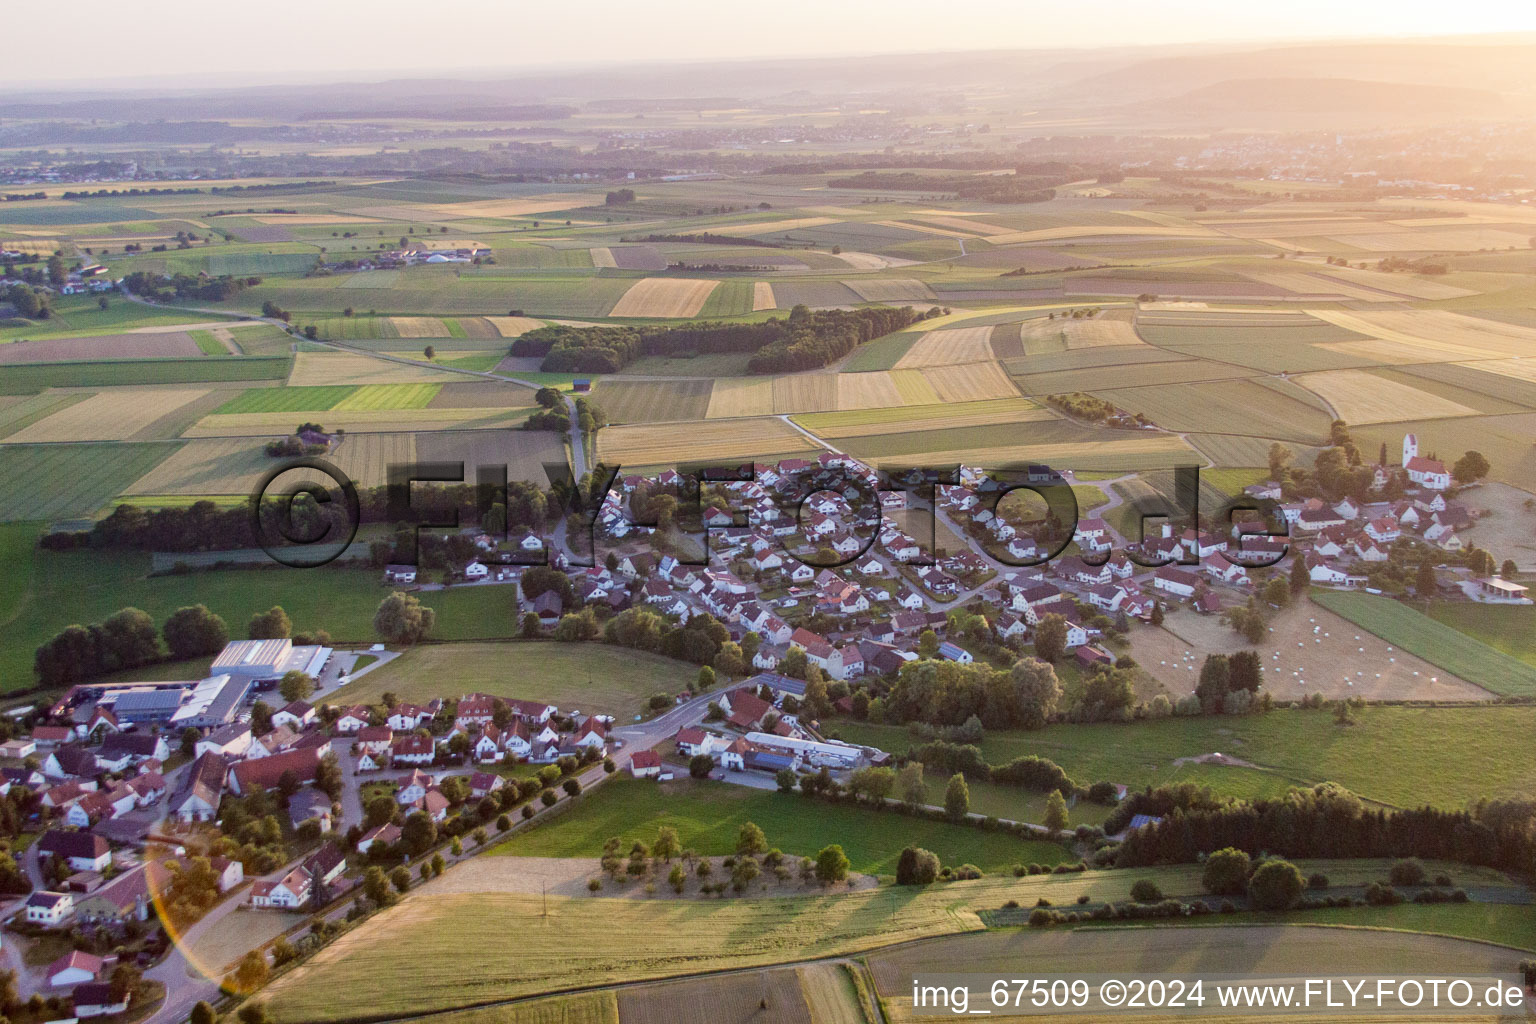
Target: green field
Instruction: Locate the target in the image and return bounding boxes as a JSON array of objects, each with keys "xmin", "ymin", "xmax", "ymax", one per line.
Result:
[
  {"xmin": 213, "ymin": 385, "xmax": 358, "ymax": 414},
  {"xmin": 332, "ymin": 383, "xmax": 442, "ymax": 410},
  {"xmin": 0, "ymin": 298, "xmax": 217, "ymax": 342},
  {"xmin": 344, "ymin": 641, "xmax": 696, "ymax": 720},
  {"xmin": 1427, "ymin": 603, "xmax": 1536, "ymax": 669},
  {"xmin": 0, "ymin": 443, "xmax": 182, "ymax": 523},
  {"xmin": 1313, "ymin": 591, "xmax": 1536, "ymax": 697},
  {"xmin": 833, "ymin": 703, "xmax": 1536, "ymax": 809},
  {"xmin": 495, "ymin": 777, "xmax": 1071, "ymax": 874},
  {"xmin": 188, "ymin": 330, "xmax": 228, "ymax": 356},
  {"xmin": 0, "ymin": 356, "xmax": 291, "ymax": 395},
  {"xmin": 310, "ymin": 317, "xmax": 401, "ymax": 341},
  {"xmin": 842, "ymin": 331, "xmax": 921, "ymax": 371}
]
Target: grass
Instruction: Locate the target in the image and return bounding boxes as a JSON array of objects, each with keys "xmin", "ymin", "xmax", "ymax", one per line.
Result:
[
  {"xmin": 831, "ymin": 703, "xmax": 1536, "ymax": 810},
  {"xmin": 340, "ymin": 641, "xmax": 697, "ymax": 720},
  {"xmin": 1312, "ymin": 591, "xmax": 1536, "ymax": 697},
  {"xmin": 1426, "ymin": 603, "xmax": 1536, "ymax": 670},
  {"xmin": 332, "ymin": 383, "xmax": 441, "ymax": 410},
  {"xmin": 493, "ymin": 777, "xmax": 1071, "ymax": 874},
  {"xmin": 189, "ymin": 329, "xmax": 229, "ymax": 356},
  {"xmin": 0, "ymin": 443, "xmax": 183, "ymax": 523},
  {"xmin": 842, "ymin": 332, "xmax": 922, "ymax": 372},
  {"xmin": 260, "ymin": 879, "xmax": 983, "ymax": 1023},
  {"xmin": 0, "ymin": 356, "xmax": 291, "ymax": 394}
]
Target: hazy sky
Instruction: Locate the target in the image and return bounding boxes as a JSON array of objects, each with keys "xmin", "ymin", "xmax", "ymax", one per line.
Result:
[{"xmin": 8, "ymin": 0, "xmax": 1536, "ymax": 87}]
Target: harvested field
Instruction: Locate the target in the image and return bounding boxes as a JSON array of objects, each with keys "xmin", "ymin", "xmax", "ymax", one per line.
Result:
[
  {"xmin": 705, "ymin": 377, "xmax": 776, "ymax": 419},
  {"xmin": 588, "ymin": 247, "xmax": 617, "ymax": 269},
  {"xmin": 311, "ymin": 317, "xmax": 399, "ymax": 341},
  {"xmin": 416, "ymin": 430, "xmax": 566, "ymax": 485},
  {"xmin": 1188, "ymin": 432, "xmax": 1309, "ymax": 468},
  {"xmin": 607, "ymin": 278, "xmax": 719, "ymax": 318},
  {"xmin": 842, "ymin": 278, "xmax": 934, "ymax": 303},
  {"xmin": 428, "ymin": 381, "xmax": 537, "ymax": 408},
  {"xmin": 0, "ymin": 441, "xmax": 181, "ymax": 521},
  {"xmin": 485, "ymin": 316, "xmax": 546, "ymax": 337},
  {"xmin": 893, "ymin": 326, "xmax": 994, "ymax": 369},
  {"xmin": 772, "ymin": 374, "xmax": 839, "ymax": 414},
  {"xmin": 1316, "ymin": 336, "xmax": 1482, "ymax": 364},
  {"xmin": 389, "ymin": 317, "xmax": 450, "ymax": 338},
  {"xmin": 616, "ymin": 970, "xmax": 813, "ymax": 1024},
  {"xmin": 1011, "ymin": 360, "xmax": 1246, "ymax": 395},
  {"xmin": 751, "ymin": 281, "xmax": 776, "ymax": 311},
  {"xmin": 287, "ymin": 352, "xmax": 461, "ymax": 387},
  {"xmin": 796, "ymin": 399, "xmax": 1054, "ymax": 439},
  {"xmin": 184, "ymin": 407, "xmax": 530, "ymax": 437},
  {"xmin": 594, "ymin": 379, "xmax": 713, "ymax": 423},
  {"xmin": 847, "ymin": 432, "xmax": 1195, "ymax": 472},
  {"xmin": 599, "ymin": 417, "xmax": 817, "ymax": 468},
  {"xmin": 834, "ymin": 372, "xmax": 903, "ymax": 411},
  {"xmin": 889, "ymin": 369, "xmax": 941, "ymax": 405},
  {"xmin": 1330, "ymin": 227, "xmax": 1533, "ymax": 251},
  {"xmin": 7, "ymin": 388, "xmax": 214, "ymax": 443},
  {"xmin": 1313, "ymin": 265, "xmax": 1479, "ymax": 299},
  {"xmin": 1238, "ymin": 268, "xmax": 1406, "ymax": 301},
  {"xmin": 1462, "ymin": 358, "xmax": 1536, "ymax": 385},
  {"xmin": 1308, "ymin": 309, "xmax": 1536, "ymax": 359},
  {"xmin": 1394, "ymin": 363, "xmax": 1536, "ymax": 409},
  {"xmin": 0, "ymin": 392, "xmax": 90, "ymax": 440},
  {"xmin": 705, "ymin": 216, "xmax": 840, "ymax": 237},
  {"xmin": 123, "ymin": 432, "xmax": 419, "ymax": 495},
  {"xmin": 0, "ymin": 332, "xmax": 201, "ymax": 363},
  {"xmin": 455, "ymin": 317, "xmax": 502, "ymax": 340},
  {"xmin": 1293, "ymin": 369, "xmax": 1479, "ymax": 424},
  {"xmin": 982, "ymin": 223, "xmax": 1216, "ymax": 245},
  {"xmin": 403, "ymin": 194, "xmax": 593, "ymax": 219},
  {"xmin": 921, "ymin": 362, "xmax": 1018, "ymax": 403},
  {"xmin": 1057, "ymin": 316, "xmax": 1144, "ymax": 350},
  {"xmin": 768, "ymin": 281, "xmax": 864, "ymax": 309}
]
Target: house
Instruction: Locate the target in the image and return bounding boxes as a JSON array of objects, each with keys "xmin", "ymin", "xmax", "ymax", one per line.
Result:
[
  {"xmin": 169, "ymin": 752, "xmax": 226, "ymax": 823},
  {"xmin": 463, "ymin": 560, "xmax": 490, "ymax": 581},
  {"xmin": 1152, "ymin": 566, "xmax": 1201, "ymax": 598},
  {"xmin": 1076, "ymin": 644, "xmax": 1115, "ymax": 670},
  {"xmin": 334, "ymin": 705, "xmax": 372, "ymax": 734},
  {"xmin": 994, "ymin": 614, "xmax": 1029, "ymax": 640},
  {"xmin": 391, "ymin": 734, "xmax": 435, "ymax": 766},
  {"xmin": 629, "ymin": 750, "xmax": 662, "ymax": 778},
  {"xmin": 210, "ymin": 856, "xmax": 245, "ymax": 892},
  {"xmin": 72, "ymin": 981, "xmax": 130, "ymax": 1019},
  {"xmin": 248, "ymin": 725, "xmax": 300, "ymax": 760},
  {"xmin": 1194, "ymin": 591, "xmax": 1223, "ymax": 615},
  {"xmin": 250, "ymin": 865, "xmax": 312, "ymax": 909},
  {"xmin": 288, "ymin": 789, "xmax": 335, "ymax": 832},
  {"xmin": 25, "ymin": 890, "xmax": 74, "ymax": 926},
  {"xmin": 357, "ymin": 823, "xmax": 401, "ymax": 854},
  {"xmin": 937, "ymin": 641, "xmax": 973, "ymax": 664},
  {"xmin": 387, "ymin": 703, "xmax": 434, "ymax": 731},
  {"xmin": 384, "ymin": 564, "xmax": 418, "ymax": 584},
  {"xmin": 532, "ymin": 591, "xmax": 563, "ymax": 624},
  {"xmin": 0, "ymin": 737, "xmax": 35, "ymax": 759},
  {"xmin": 1085, "ymin": 583, "xmax": 1126, "ymax": 611},
  {"xmin": 1061, "ymin": 621, "xmax": 1090, "ymax": 649},
  {"xmin": 32, "ymin": 725, "xmax": 73, "ymax": 748},
  {"xmin": 304, "ymin": 842, "xmax": 347, "ymax": 887},
  {"xmin": 396, "ymin": 769, "xmax": 434, "ymax": 805},
  {"xmin": 37, "ymin": 830, "xmax": 111, "ymax": 873},
  {"xmin": 228, "ymin": 748, "xmax": 319, "ymax": 795},
  {"xmin": 46, "ymin": 950, "xmax": 102, "ymax": 989},
  {"xmin": 127, "ymin": 771, "xmax": 167, "ymax": 807},
  {"xmin": 1305, "ymin": 554, "xmax": 1365, "ymax": 587},
  {"xmin": 196, "ymin": 722, "xmax": 251, "ymax": 760},
  {"xmin": 469, "ymin": 772, "xmax": 504, "ymax": 799},
  {"xmin": 721, "ymin": 688, "xmax": 773, "ymax": 731},
  {"xmin": 420, "ymin": 788, "xmax": 451, "ymax": 822},
  {"xmin": 572, "ymin": 718, "xmax": 607, "ymax": 751},
  {"xmin": 45, "ymin": 744, "xmax": 98, "ymax": 780},
  {"xmin": 355, "ymin": 725, "xmax": 393, "ymax": 756},
  {"xmin": 272, "ymin": 700, "xmax": 316, "ymax": 730}
]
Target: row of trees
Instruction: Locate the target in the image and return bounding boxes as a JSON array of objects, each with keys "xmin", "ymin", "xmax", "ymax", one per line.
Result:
[{"xmin": 122, "ymin": 270, "xmax": 259, "ymax": 303}]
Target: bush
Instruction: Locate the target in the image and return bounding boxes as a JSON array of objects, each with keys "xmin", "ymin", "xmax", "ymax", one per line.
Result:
[
  {"xmin": 1202, "ymin": 847, "xmax": 1251, "ymax": 896},
  {"xmin": 896, "ymin": 846, "xmax": 941, "ymax": 886},
  {"xmin": 1027, "ymin": 908, "xmax": 1057, "ymax": 927},
  {"xmin": 1076, "ymin": 893, "xmax": 1090, "ymax": 905},
  {"xmin": 1130, "ymin": 879, "xmax": 1164, "ymax": 903},
  {"xmin": 1248, "ymin": 860, "xmax": 1305, "ymax": 911},
  {"xmin": 1308, "ymin": 873, "xmax": 1329, "ymax": 890},
  {"xmin": 1388, "ymin": 858, "xmax": 1426, "ymax": 887},
  {"xmin": 1432, "ymin": 873, "xmax": 1453, "ymax": 888},
  {"xmin": 1364, "ymin": 882, "xmax": 1402, "ymax": 906},
  {"xmin": 952, "ymin": 864, "xmax": 983, "ymax": 880}
]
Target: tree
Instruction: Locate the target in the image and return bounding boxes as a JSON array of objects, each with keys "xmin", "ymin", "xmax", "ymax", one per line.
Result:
[
  {"xmin": 250, "ymin": 700, "xmax": 274, "ymax": 736},
  {"xmin": 1149, "ymin": 601, "xmax": 1164, "ymax": 626},
  {"xmin": 180, "ymin": 726, "xmax": 201, "ymax": 759},
  {"xmin": 1501, "ymin": 559, "xmax": 1518, "ymax": 579},
  {"xmin": 1267, "ymin": 442, "xmax": 1293, "ymax": 484},
  {"xmin": 1263, "ymin": 577, "xmax": 1290, "ymax": 608},
  {"xmin": 231, "ymin": 949, "xmax": 269, "ymax": 992},
  {"xmin": 669, "ymin": 863, "xmax": 687, "ymax": 893},
  {"xmin": 278, "ymin": 670, "xmax": 314, "ymax": 704},
  {"xmin": 1290, "ymin": 553, "xmax": 1310, "ymax": 594},
  {"xmin": 917, "ymin": 629, "xmax": 940, "ymax": 659},
  {"xmin": 896, "ymin": 846, "xmax": 941, "ymax": 885},
  {"xmin": 1416, "ymin": 558, "xmax": 1437, "ymax": 596},
  {"xmin": 366, "ymin": 794, "xmax": 397, "ymax": 828},
  {"xmin": 402, "ymin": 810, "xmax": 440, "ymax": 856},
  {"xmin": 1033, "ymin": 614, "xmax": 1068, "ymax": 664},
  {"xmin": 1197, "ymin": 654, "xmax": 1231, "ymax": 713},
  {"xmin": 696, "ymin": 665, "xmax": 716, "ymax": 691},
  {"xmin": 1202, "ymin": 847, "xmax": 1252, "ymax": 895},
  {"xmin": 99, "ymin": 607, "xmax": 163, "ymax": 669},
  {"xmin": 1452, "ymin": 450, "xmax": 1490, "ymax": 484},
  {"xmin": 389, "ymin": 864, "xmax": 412, "ymax": 894},
  {"xmin": 192, "ymin": 1002, "xmax": 217, "ymax": 1024},
  {"xmin": 943, "ymin": 773, "xmax": 970, "ymax": 822},
  {"xmin": 247, "ymin": 606, "xmax": 291, "ymax": 640},
  {"xmin": 802, "ymin": 674, "xmax": 830, "ymax": 719},
  {"xmin": 1388, "ymin": 858, "xmax": 1426, "ymax": 887},
  {"xmin": 898, "ymin": 762, "xmax": 926, "ymax": 807},
  {"xmin": 163, "ymin": 605, "xmax": 229, "ymax": 660},
  {"xmin": 1043, "ymin": 790, "xmax": 1069, "ymax": 833},
  {"xmin": 363, "ymin": 866, "xmax": 392, "ymax": 905},
  {"xmin": 1248, "ymin": 859, "xmax": 1305, "ymax": 910},
  {"xmin": 1010, "ymin": 657, "xmax": 1061, "ymax": 729},
  {"xmin": 689, "ymin": 754, "xmax": 713, "ymax": 779},
  {"xmin": 238, "ymin": 1003, "xmax": 269, "ymax": 1024},
  {"xmin": 653, "ymin": 826, "xmax": 681, "ymax": 862},
  {"xmin": 423, "ymin": 345, "xmax": 436, "ymax": 360},
  {"xmin": 775, "ymin": 768, "xmax": 797, "ymax": 793},
  {"xmin": 1130, "ymin": 878, "xmax": 1164, "ymax": 902},
  {"xmin": 374, "ymin": 591, "xmax": 436, "ymax": 645},
  {"xmin": 812, "ymin": 844, "xmax": 849, "ymax": 885},
  {"xmin": 535, "ymin": 387, "xmax": 563, "ymax": 409},
  {"xmin": 736, "ymin": 821, "xmax": 767, "ymax": 857},
  {"xmin": 521, "ymin": 612, "xmax": 541, "ymax": 638}
]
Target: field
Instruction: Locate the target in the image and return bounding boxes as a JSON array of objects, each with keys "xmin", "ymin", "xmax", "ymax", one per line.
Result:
[
  {"xmin": 1427, "ymin": 603, "xmax": 1536, "ymax": 668},
  {"xmin": 1312, "ymin": 591, "xmax": 1536, "ymax": 697},
  {"xmin": 121, "ymin": 431, "xmax": 419, "ymax": 495},
  {"xmin": 3, "ymin": 388, "xmax": 216, "ymax": 443},
  {"xmin": 835, "ymin": 702, "xmax": 1536, "ymax": 809},
  {"xmin": 331, "ymin": 383, "xmax": 442, "ymax": 410},
  {"xmin": 183, "ymin": 406, "xmax": 531, "ymax": 436},
  {"xmin": 1091, "ymin": 379, "xmax": 1333, "ymax": 444},
  {"xmin": 496, "ymin": 777, "xmax": 1071, "ymax": 874},
  {"xmin": 286, "ymin": 351, "xmax": 461, "ymax": 386},
  {"xmin": 0, "ymin": 356, "xmax": 290, "ymax": 394},
  {"xmin": 598, "ymin": 417, "xmax": 818, "ymax": 468},
  {"xmin": 919, "ymin": 362, "xmax": 1019, "ymax": 403},
  {"xmin": 1292, "ymin": 369, "xmax": 1479, "ymax": 424},
  {"xmin": 1308, "ymin": 308, "xmax": 1536, "ymax": 358},
  {"xmin": 794, "ymin": 398, "xmax": 1052, "ymax": 439},
  {"xmin": 258, "ymin": 879, "xmax": 981, "ymax": 1023},
  {"xmin": 892, "ymin": 327, "xmax": 995, "ymax": 369},
  {"xmin": 389, "ymin": 316, "xmax": 450, "ymax": 338},
  {"xmin": 343, "ymin": 642, "xmax": 697, "ymax": 720},
  {"xmin": 594, "ymin": 379, "xmax": 713, "ymax": 423},
  {"xmin": 0, "ymin": 442, "xmax": 181, "ymax": 522},
  {"xmin": 214, "ymin": 385, "xmax": 359, "ymax": 414},
  {"xmin": 0, "ymin": 331, "xmax": 204, "ymax": 363},
  {"xmin": 607, "ymin": 278, "xmax": 720, "ymax": 318}
]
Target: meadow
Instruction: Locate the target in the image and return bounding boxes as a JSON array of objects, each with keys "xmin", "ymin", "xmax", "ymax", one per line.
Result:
[
  {"xmin": 345, "ymin": 641, "xmax": 694, "ymax": 719},
  {"xmin": 0, "ymin": 355, "xmax": 290, "ymax": 394},
  {"xmin": 0, "ymin": 442, "xmax": 183, "ymax": 523},
  {"xmin": 832, "ymin": 703, "xmax": 1536, "ymax": 809},
  {"xmin": 496, "ymin": 777, "xmax": 1071, "ymax": 874},
  {"xmin": 1312, "ymin": 591, "xmax": 1536, "ymax": 697}
]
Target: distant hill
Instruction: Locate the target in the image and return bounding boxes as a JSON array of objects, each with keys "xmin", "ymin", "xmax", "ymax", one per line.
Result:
[{"xmin": 1132, "ymin": 76, "xmax": 1511, "ymax": 126}]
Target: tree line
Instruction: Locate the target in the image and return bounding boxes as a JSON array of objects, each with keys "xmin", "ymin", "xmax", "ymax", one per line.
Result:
[
  {"xmin": 511, "ymin": 304, "xmax": 933, "ymax": 375},
  {"xmin": 121, "ymin": 270, "xmax": 261, "ymax": 303}
]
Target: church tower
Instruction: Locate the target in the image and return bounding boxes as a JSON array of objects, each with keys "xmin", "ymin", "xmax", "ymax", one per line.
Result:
[{"xmin": 1402, "ymin": 433, "xmax": 1418, "ymax": 465}]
